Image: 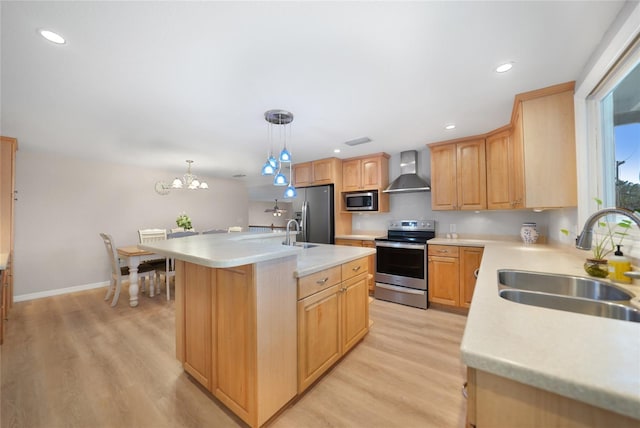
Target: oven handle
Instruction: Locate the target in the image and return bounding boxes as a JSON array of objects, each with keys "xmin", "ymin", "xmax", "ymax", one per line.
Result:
[
  {"xmin": 375, "ymin": 241, "xmax": 425, "ymax": 250},
  {"xmin": 376, "ymin": 282, "xmax": 425, "ymax": 295}
]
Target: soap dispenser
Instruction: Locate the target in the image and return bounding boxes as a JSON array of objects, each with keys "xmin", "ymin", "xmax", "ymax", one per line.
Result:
[{"xmin": 608, "ymin": 245, "xmax": 631, "ymax": 284}]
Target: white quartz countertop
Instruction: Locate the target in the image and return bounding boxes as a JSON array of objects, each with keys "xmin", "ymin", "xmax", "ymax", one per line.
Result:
[
  {"xmin": 0, "ymin": 252, "xmax": 9, "ymax": 270},
  {"xmin": 138, "ymin": 231, "xmax": 375, "ymax": 277},
  {"xmin": 461, "ymin": 241, "xmax": 640, "ymax": 420},
  {"xmin": 335, "ymin": 232, "xmax": 386, "ymax": 241}
]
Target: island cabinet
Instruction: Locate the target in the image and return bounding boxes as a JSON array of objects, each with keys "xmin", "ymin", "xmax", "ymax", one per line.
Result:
[
  {"xmin": 175, "ymin": 256, "xmax": 298, "ymax": 428},
  {"xmin": 429, "ymin": 139, "xmax": 486, "ymax": 211},
  {"xmin": 292, "ymin": 157, "xmax": 341, "ymax": 188},
  {"xmin": 466, "ymin": 368, "xmax": 640, "ymax": 428},
  {"xmin": 334, "ymin": 239, "xmax": 376, "ymax": 294},
  {"xmin": 428, "ymin": 245, "xmax": 483, "ymax": 309},
  {"xmin": 297, "ymin": 257, "xmax": 369, "ymax": 393}
]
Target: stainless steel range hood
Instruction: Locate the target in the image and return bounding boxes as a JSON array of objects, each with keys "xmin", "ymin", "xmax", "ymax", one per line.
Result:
[{"xmin": 383, "ymin": 150, "xmax": 431, "ymax": 193}]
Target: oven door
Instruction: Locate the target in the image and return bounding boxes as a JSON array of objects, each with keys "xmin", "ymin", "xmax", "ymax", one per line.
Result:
[{"xmin": 375, "ymin": 241, "xmax": 427, "ymax": 290}]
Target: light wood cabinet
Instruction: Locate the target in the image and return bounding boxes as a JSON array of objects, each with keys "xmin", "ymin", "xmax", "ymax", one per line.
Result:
[
  {"xmin": 427, "ymin": 245, "xmax": 483, "ymax": 309},
  {"xmin": 486, "ymin": 128, "xmax": 524, "ymax": 209},
  {"xmin": 335, "ymin": 239, "xmax": 376, "ymax": 294},
  {"xmin": 429, "ymin": 81, "xmax": 576, "ymax": 211},
  {"xmin": 466, "ymin": 367, "xmax": 640, "ymax": 428},
  {"xmin": 176, "ymin": 257, "xmax": 298, "ymax": 428},
  {"xmin": 430, "ymin": 139, "xmax": 486, "ymax": 211},
  {"xmin": 297, "ymin": 257, "xmax": 369, "ymax": 393},
  {"xmin": 341, "ymin": 153, "xmax": 390, "ymax": 192},
  {"xmin": 1, "ymin": 136, "xmax": 17, "ymax": 344},
  {"xmin": 293, "ymin": 157, "xmax": 340, "ymax": 188}
]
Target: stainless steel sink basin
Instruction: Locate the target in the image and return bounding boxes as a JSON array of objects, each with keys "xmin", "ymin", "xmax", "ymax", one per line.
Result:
[
  {"xmin": 283, "ymin": 242, "xmax": 319, "ymax": 249},
  {"xmin": 498, "ymin": 269, "xmax": 633, "ymax": 301},
  {"xmin": 499, "ymin": 289, "xmax": 640, "ymax": 323}
]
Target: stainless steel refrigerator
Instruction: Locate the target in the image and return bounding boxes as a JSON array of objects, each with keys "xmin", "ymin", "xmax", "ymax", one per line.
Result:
[{"xmin": 292, "ymin": 184, "xmax": 335, "ymax": 244}]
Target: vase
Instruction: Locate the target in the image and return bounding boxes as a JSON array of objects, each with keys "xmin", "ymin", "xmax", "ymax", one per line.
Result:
[
  {"xmin": 584, "ymin": 258, "xmax": 609, "ymax": 278},
  {"xmin": 520, "ymin": 223, "xmax": 539, "ymax": 244}
]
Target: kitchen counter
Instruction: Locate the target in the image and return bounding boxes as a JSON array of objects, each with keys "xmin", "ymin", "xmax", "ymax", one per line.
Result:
[
  {"xmin": 461, "ymin": 240, "xmax": 640, "ymax": 420},
  {"xmin": 335, "ymin": 231, "xmax": 386, "ymax": 241}
]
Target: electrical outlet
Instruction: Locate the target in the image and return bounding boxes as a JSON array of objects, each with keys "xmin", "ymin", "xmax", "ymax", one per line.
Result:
[{"xmin": 450, "ymin": 224, "xmax": 457, "ymax": 233}]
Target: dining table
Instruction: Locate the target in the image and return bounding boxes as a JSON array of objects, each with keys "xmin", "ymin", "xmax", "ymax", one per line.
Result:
[{"xmin": 116, "ymin": 245, "xmax": 161, "ymax": 307}]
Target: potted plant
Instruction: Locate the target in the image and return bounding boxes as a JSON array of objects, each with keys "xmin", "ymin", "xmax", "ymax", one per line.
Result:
[
  {"xmin": 176, "ymin": 212, "xmax": 193, "ymax": 231},
  {"xmin": 562, "ymin": 198, "xmax": 633, "ymax": 278}
]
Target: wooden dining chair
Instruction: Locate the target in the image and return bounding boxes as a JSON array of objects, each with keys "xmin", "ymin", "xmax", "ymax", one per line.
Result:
[
  {"xmin": 138, "ymin": 228, "xmax": 168, "ymax": 297},
  {"xmin": 99, "ymin": 233, "xmax": 158, "ymax": 307},
  {"xmin": 157, "ymin": 230, "xmax": 198, "ymax": 300}
]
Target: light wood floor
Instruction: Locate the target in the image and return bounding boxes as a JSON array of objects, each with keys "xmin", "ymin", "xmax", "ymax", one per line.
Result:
[{"xmin": 1, "ymin": 287, "xmax": 468, "ymax": 428}]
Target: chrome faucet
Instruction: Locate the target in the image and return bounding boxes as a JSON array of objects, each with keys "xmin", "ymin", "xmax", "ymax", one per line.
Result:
[
  {"xmin": 575, "ymin": 207, "xmax": 640, "ymax": 280},
  {"xmin": 284, "ymin": 219, "xmax": 300, "ymax": 246}
]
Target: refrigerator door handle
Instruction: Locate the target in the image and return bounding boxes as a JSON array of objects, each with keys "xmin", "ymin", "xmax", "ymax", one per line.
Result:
[{"xmin": 301, "ymin": 200, "xmax": 308, "ymax": 241}]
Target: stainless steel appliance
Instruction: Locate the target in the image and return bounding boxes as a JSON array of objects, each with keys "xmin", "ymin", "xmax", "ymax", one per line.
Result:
[
  {"xmin": 344, "ymin": 191, "xmax": 378, "ymax": 211},
  {"xmin": 292, "ymin": 184, "xmax": 335, "ymax": 244},
  {"xmin": 374, "ymin": 219, "xmax": 436, "ymax": 309}
]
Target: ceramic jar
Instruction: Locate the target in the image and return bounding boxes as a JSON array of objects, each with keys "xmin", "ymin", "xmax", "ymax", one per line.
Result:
[{"xmin": 520, "ymin": 223, "xmax": 539, "ymax": 244}]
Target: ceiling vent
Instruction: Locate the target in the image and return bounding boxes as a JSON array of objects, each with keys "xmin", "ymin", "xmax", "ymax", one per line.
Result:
[
  {"xmin": 383, "ymin": 150, "xmax": 431, "ymax": 193},
  {"xmin": 344, "ymin": 137, "xmax": 372, "ymax": 146}
]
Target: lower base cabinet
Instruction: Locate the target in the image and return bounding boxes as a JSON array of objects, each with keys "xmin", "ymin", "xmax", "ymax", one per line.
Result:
[
  {"xmin": 176, "ymin": 257, "xmax": 298, "ymax": 428},
  {"xmin": 466, "ymin": 368, "xmax": 639, "ymax": 427},
  {"xmin": 297, "ymin": 257, "xmax": 369, "ymax": 393},
  {"xmin": 335, "ymin": 239, "xmax": 376, "ymax": 294},
  {"xmin": 428, "ymin": 245, "xmax": 483, "ymax": 309}
]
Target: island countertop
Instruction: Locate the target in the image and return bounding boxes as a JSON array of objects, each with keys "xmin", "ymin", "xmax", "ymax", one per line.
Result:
[
  {"xmin": 138, "ymin": 231, "xmax": 375, "ymax": 276},
  {"xmin": 461, "ymin": 241, "xmax": 640, "ymax": 420}
]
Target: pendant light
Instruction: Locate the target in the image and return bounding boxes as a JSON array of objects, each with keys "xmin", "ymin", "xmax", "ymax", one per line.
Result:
[
  {"xmin": 262, "ymin": 109, "xmax": 296, "ymax": 191},
  {"xmin": 284, "ymin": 162, "xmax": 297, "ymax": 198}
]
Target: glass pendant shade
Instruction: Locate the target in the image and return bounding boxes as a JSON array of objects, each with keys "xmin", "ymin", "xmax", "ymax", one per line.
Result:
[
  {"xmin": 273, "ymin": 171, "xmax": 288, "ymax": 186},
  {"xmin": 279, "ymin": 147, "xmax": 291, "ymax": 163},
  {"xmin": 261, "ymin": 161, "xmax": 275, "ymax": 175},
  {"xmin": 268, "ymin": 154, "xmax": 278, "ymax": 168},
  {"xmin": 171, "ymin": 178, "xmax": 183, "ymax": 189},
  {"xmin": 284, "ymin": 184, "xmax": 297, "ymax": 198}
]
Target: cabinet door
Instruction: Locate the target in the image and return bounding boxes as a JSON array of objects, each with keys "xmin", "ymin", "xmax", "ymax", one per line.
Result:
[
  {"xmin": 293, "ymin": 162, "xmax": 313, "ymax": 187},
  {"xmin": 361, "ymin": 157, "xmax": 381, "ymax": 189},
  {"xmin": 341, "ymin": 273, "xmax": 369, "ymax": 354},
  {"xmin": 430, "ymin": 144, "xmax": 458, "ymax": 210},
  {"xmin": 342, "ymin": 159, "xmax": 362, "ymax": 191},
  {"xmin": 457, "ymin": 139, "xmax": 487, "ymax": 210},
  {"xmin": 486, "ymin": 131, "xmax": 515, "ymax": 210},
  {"xmin": 459, "ymin": 247, "xmax": 484, "ymax": 308},
  {"xmin": 213, "ymin": 266, "xmax": 256, "ymax": 422},
  {"xmin": 312, "ymin": 159, "xmax": 334, "ymax": 184},
  {"xmin": 183, "ymin": 263, "xmax": 213, "ymax": 389},
  {"xmin": 428, "ymin": 255, "xmax": 459, "ymax": 306},
  {"xmin": 298, "ymin": 284, "xmax": 341, "ymax": 392},
  {"xmin": 335, "ymin": 239, "xmax": 361, "ymax": 247}
]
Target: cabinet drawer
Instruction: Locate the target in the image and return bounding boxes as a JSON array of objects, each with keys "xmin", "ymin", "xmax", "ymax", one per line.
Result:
[
  {"xmin": 428, "ymin": 245, "xmax": 459, "ymax": 257},
  {"xmin": 298, "ymin": 266, "xmax": 342, "ymax": 300},
  {"xmin": 342, "ymin": 257, "xmax": 368, "ymax": 281}
]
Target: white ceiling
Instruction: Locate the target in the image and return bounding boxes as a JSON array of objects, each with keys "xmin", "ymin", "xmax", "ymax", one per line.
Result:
[{"xmin": 0, "ymin": 1, "xmax": 626, "ymax": 197}]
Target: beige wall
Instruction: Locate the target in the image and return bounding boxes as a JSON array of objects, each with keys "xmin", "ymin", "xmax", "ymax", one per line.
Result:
[{"xmin": 13, "ymin": 151, "xmax": 248, "ymax": 298}]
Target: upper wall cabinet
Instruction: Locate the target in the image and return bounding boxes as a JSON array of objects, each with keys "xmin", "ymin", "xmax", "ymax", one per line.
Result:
[
  {"xmin": 429, "ymin": 81, "xmax": 577, "ymax": 211},
  {"xmin": 341, "ymin": 153, "xmax": 390, "ymax": 192},
  {"xmin": 430, "ymin": 138, "xmax": 486, "ymax": 211},
  {"xmin": 293, "ymin": 157, "xmax": 341, "ymax": 188}
]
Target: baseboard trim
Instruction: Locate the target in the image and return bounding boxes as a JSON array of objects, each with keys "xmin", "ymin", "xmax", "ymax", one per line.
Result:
[{"xmin": 14, "ymin": 281, "xmax": 109, "ymax": 302}]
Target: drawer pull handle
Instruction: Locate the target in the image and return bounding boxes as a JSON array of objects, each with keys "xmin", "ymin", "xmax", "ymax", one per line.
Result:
[
  {"xmin": 316, "ymin": 277, "xmax": 329, "ymax": 285},
  {"xmin": 437, "ymin": 250, "xmax": 448, "ymax": 253},
  {"xmin": 352, "ymin": 265, "xmax": 361, "ymax": 272}
]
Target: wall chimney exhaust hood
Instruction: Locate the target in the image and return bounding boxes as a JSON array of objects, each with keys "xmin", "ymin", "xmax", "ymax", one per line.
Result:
[{"xmin": 383, "ymin": 150, "xmax": 431, "ymax": 193}]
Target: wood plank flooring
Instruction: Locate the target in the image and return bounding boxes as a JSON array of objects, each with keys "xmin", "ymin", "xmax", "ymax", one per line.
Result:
[{"xmin": 1, "ymin": 287, "xmax": 467, "ymax": 428}]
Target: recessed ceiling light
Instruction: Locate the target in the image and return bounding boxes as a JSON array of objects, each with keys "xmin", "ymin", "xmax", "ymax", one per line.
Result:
[
  {"xmin": 444, "ymin": 124, "xmax": 456, "ymax": 130},
  {"xmin": 495, "ymin": 62, "xmax": 513, "ymax": 73},
  {"xmin": 39, "ymin": 29, "xmax": 66, "ymax": 44},
  {"xmin": 334, "ymin": 149, "xmax": 341, "ymax": 153}
]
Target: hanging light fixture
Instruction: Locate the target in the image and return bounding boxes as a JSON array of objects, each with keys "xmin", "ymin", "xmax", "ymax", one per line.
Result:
[
  {"xmin": 264, "ymin": 199, "xmax": 287, "ymax": 217},
  {"xmin": 284, "ymin": 162, "xmax": 297, "ymax": 198},
  {"xmin": 262, "ymin": 109, "xmax": 297, "ymax": 197},
  {"xmin": 154, "ymin": 160, "xmax": 208, "ymax": 195}
]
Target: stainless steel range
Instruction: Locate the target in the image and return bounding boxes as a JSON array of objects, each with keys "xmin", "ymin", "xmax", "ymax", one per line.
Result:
[{"xmin": 374, "ymin": 219, "xmax": 436, "ymax": 309}]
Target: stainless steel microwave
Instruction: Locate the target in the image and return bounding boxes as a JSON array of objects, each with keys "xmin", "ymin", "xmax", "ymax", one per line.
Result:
[{"xmin": 345, "ymin": 191, "xmax": 378, "ymax": 211}]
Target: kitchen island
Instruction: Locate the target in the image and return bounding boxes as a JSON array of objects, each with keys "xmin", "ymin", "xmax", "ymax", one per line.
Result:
[
  {"xmin": 139, "ymin": 232, "xmax": 374, "ymax": 428},
  {"xmin": 442, "ymin": 238, "xmax": 640, "ymax": 426}
]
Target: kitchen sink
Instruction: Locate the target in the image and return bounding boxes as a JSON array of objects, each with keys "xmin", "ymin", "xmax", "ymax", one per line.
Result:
[
  {"xmin": 283, "ymin": 242, "xmax": 319, "ymax": 249},
  {"xmin": 499, "ymin": 289, "xmax": 640, "ymax": 323},
  {"xmin": 498, "ymin": 269, "xmax": 634, "ymax": 301}
]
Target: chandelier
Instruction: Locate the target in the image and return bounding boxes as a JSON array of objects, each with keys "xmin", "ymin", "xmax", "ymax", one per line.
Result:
[
  {"xmin": 154, "ymin": 160, "xmax": 208, "ymax": 195},
  {"xmin": 261, "ymin": 109, "xmax": 297, "ymax": 198}
]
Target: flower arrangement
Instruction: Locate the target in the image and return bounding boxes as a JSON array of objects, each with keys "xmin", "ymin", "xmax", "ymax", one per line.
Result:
[{"xmin": 176, "ymin": 212, "xmax": 193, "ymax": 230}]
